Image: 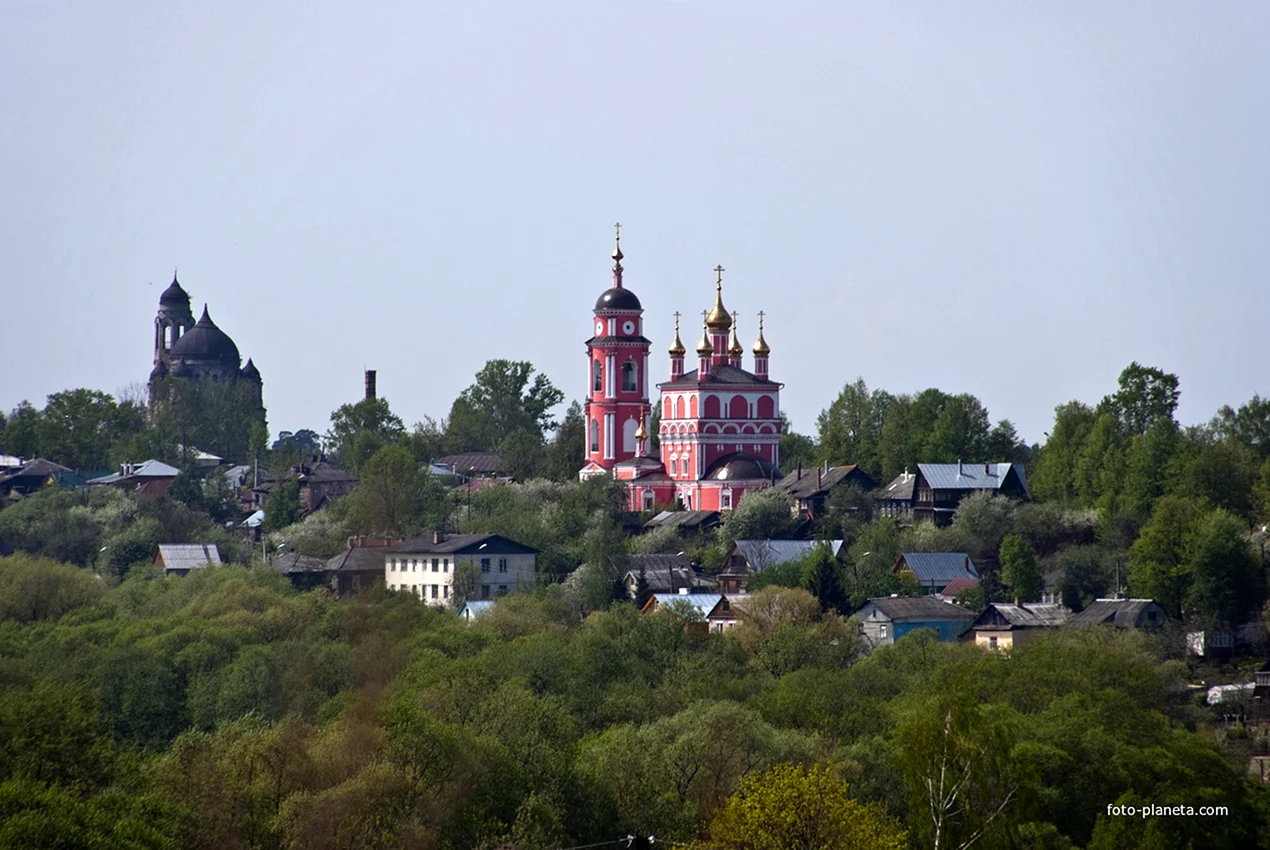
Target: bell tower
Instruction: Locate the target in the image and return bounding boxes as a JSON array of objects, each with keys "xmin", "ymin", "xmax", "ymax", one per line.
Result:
[
  {"xmin": 581, "ymin": 225, "xmax": 652, "ymax": 477},
  {"xmin": 153, "ymin": 270, "xmax": 195, "ymax": 366}
]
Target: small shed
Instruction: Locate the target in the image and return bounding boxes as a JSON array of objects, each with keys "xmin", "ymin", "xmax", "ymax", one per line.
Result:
[
  {"xmin": 155, "ymin": 543, "xmax": 222, "ymax": 576},
  {"xmin": 853, "ymin": 596, "xmax": 976, "ymax": 646},
  {"xmin": 459, "ymin": 600, "xmax": 496, "ymax": 622},
  {"xmin": 971, "ymin": 602, "xmax": 1069, "ymax": 650}
]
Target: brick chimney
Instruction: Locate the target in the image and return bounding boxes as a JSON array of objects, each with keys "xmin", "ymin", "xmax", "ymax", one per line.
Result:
[
  {"xmin": 365, "ymin": 369, "xmax": 377, "ymax": 400},
  {"xmin": 433, "ymin": 531, "xmax": 443, "ymax": 545}
]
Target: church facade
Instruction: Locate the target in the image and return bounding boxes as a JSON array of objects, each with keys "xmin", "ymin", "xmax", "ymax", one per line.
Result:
[{"xmin": 579, "ymin": 234, "xmax": 782, "ymax": 512}]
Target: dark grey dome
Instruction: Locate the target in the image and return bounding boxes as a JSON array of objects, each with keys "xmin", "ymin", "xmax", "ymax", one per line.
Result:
[
  {"xmin": 595, "ymin": 287, "xmax": 642, "ymax": 312},
  {"xmin": 703, "ymin": 452, "xmax": 782, "ymax": 481},
  {"xmin": 159, "ymin": 275, "xmax": 191, "ymax": 306},
  {"xmin": 169, "ymin": 306, "xmax": 241, "ymax": 365},
  {"xmin": 149, "ymin": 360, "xmax": 169, "ymax": 379},
  {"xmin": 240, "ymin": 358, "xmax": 261, "ymax": 380}
]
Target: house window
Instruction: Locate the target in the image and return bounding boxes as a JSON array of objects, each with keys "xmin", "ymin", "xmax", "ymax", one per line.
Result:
[
  {"xmin": 442, "ymin": 586, "xmax": 449, "ymax": 599},
  {"xmin": 481, "ymin": 584, "xmax": 490, "ymax": 598},
  {"xmin": 590, "ymin": 419, "xmax": 600, "ymax": 453},
  {"xmin": 412, "ymin": 559, "xmax": 418, "ymax": 571},
  {"xmin": 443, "ymin": 558, "xmax": 449, "ymax": 571},
  {"xmin": 498, "ymin": 585, "xmax": 508, "ymax": 596},
  {"xmin": 988, "ymin": 635, "xmax": 998, "ymax": 650},
  {"xmin": 430, "ymin": 585, "xmax": 438, "ymax": 599},
  {"xmin": 918, "ymin": 488, "xmax": 932, "ymax": 502},
  {"xmin": 415, "ymin": 586, "xmax": 422, "ymax": 598},
  {"xmin": 593, "ymin": 360, "xmax": 603, "ymax": 392},
  {"xmin": 721, "ymin": 491, "xmax": 732, "ymax": 510},
  {"xmin": 480, "ymin": 558, "xmax": 491, "ymax": 573},
  {"xmin": 498, "ymin": 557, "xmax": 508, "ymax": 573},
  {"xmin": 879, "ymin": 624, "xmax": 888, "ymax": 639},
  {"xmin": 389, "ymin": 584, "xmax": 395, "ymax": 591},
  {"xmin": 622, "ymin": 360, "xmax": 637, "ymax": 392},
  {"xmin": 389, "ymin": 560, "xmax": 396, "ymax": 572},
  {"xmin": 431, "ymin": 559, "xmax": 438, "ymax": 572},
  {"xmin": 1147, "ymin": 610, "xmax": 1157, "ymax": 622}
]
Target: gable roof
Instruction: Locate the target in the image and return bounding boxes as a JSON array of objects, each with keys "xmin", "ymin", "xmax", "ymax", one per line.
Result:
[
  {"xmin": 460, "ymin": 600, "xmax": 496, "ymax": 619},
  {"xmin": 878, "ymin": 472, "xmax": 917, "ymax": 502},
  {"xmin": 657, "ymin": 363, "xmax": 784, "ymax": 390},
  {"xmin": 896, "ymin": 552, "xmax": 980, "ymax": 583},
  {"xmin": 88, "ymin": 459, "xmax": 181, "ymax": 485},
  {"xmin": 157, "ymin": 543, "xmax": 221, "ymax": 571},
  {"xmin": 385, "ymin": 533, "xmax": 539, "ymax": 556},
  {"xmin": 1069, "ymin": 598, "xmax": 1165, "ymax": 627},
  {"xmin": 433, "ymin": 452, "xmax": 504, "ymax": 474},
  {"xmin": 777, "ymin": 465, "xmax": 876, "ymax": 499},
  {"xmin": 732, "ymin": 539, "xmax": 844, "ymax": 570},
  {"xmin": 272, "ymin": 552, "xmax": 328, "ymax": 574},
  {"xmin": 323, "ymin": 546, "xmax": 388, "ymax": 574},
  {"xmin": 937, "ymin": 577, "xmax": 981, "ymax": 598},
  {"xmin": 645, "ymin": 593, "xmax": 724, "ymax": 619},
  {"xmin": 857, "ymin": 596, "xmax": 977, "ymax": 622},
  {"xmin": 620, "ymin": 555, "xmax": 714, "ymax": 593},
  {"xmin": 644, "ymin": 510, "xmax": 721, "ymax": 530},
  {"xmin": 917, "ymin": 463, "xmax": 1028, "ymax": 495},
  {"xmin": 974, "ymin": 602, "xmax": 1069, "ymax": 629}
]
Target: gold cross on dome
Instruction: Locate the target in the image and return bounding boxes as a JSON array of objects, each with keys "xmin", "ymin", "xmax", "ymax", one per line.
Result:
[
  {"xmin": 757, "ymin": 309, "xmax": 766, "ymax": 328},
  {"xmin": 673, "ymin": 310, "xmax": 681, "ymax": 328},
  {"xmin": 714, "ymin": 265, "xmax": 725, "ymax": 284}
]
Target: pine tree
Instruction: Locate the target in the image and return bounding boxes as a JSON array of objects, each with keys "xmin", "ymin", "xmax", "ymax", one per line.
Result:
[{"xmin": 801, "ymin": 543, "xmax": 847, "ymax": 614}]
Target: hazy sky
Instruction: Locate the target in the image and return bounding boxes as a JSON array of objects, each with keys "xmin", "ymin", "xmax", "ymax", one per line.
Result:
[{"xmin": 3, "ymin": 2, "xmax": 1268, "ymax": 451}]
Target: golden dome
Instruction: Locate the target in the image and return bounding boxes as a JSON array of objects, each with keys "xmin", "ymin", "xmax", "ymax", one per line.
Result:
[
  {"xmin": 728, "ymin": 312, "xmax": 743, "ymax": 357},
  {"xmin": 753, "ymin": 311, "xmax": 771, "ymax": 356},
  {"xmin": 634, "ymin": 413, "xmax": 648, "ymax": 441},
  {"xmin": 705, "ymin": 265, "xmax": 732, "ymax": 331},
  {"xmin": 696, "ymin": 322, "xmax": 714, "ymax": 356},
  {"xmin": 668, "ymin": 313, "xmax": 686, "ymax": 357}
]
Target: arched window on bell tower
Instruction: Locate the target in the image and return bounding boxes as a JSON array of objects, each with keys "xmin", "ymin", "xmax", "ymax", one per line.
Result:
[
  {"xmin": 593, "ymin": 360, "xmax": 603, "ymax": 393},
  {"xmin": 590, "ymin": 419, "xmax": 600, "ymax": 453},
  {"xmin": 622, "ymin": 360, "xmax": 637, "ymax": 393}
]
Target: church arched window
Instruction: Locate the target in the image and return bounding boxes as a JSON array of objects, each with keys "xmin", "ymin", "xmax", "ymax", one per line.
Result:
[
  {"xmin": 590, "ymin": 419, "xmax": 599, "ymax": 453},
  {"xmin": 593, "ymin": 361, "xmax": 603, "ymax": 393},
  {"xmin": 622, "ymin": 360, "xmax": 637, "ymax": 392}
]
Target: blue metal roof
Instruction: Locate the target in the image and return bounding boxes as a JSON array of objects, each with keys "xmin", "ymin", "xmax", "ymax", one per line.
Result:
[
  {"xmin": 897, "ymin": 552, "xmax": 979, "ymax": 583},
  {"xmin": 917, "ymin": 462, "xmax": 1027, "ymax": 495},
  {"xmin": 651, "ymin": 593, "xmax": 723, "ymax": 617}
]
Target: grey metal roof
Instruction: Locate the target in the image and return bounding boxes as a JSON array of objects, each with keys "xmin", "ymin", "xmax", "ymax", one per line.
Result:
[
  {"xmin": 856, "ymin": 596, "xmax": 976, "ymax": 622},
  {"xmin": 432, "ymin": 452, "xmax": 504, "ymax": 474},
  {"xmin": 897, "ymin": 552, "xmax": 980, "ymax": 583},
  {"xmin": 158, "ymin": 543, "xmax": 221, "ymax": 572},
  {"xmin": 272, "ymin": 552, "xmax": 328, "ymax": 574},
  {"xmin": 974, "ymin": 602, "xmax": 1069, "ymax": 629},
  {"xmin": 734, "ymin": 539, "xmax": 844, "ymax": 570},
  {"xmin": 89, "ymin": 459, "xmax": 181, "ymax": 485},
  {"xmin": 644, "ymin": 510, "xmax": 720, "ymax": 530},
  {"xmin": 917, "ymin": 463, "xmax": 1028, "ymax": 495},
  {"xmin": 461, "ymin": 600, "xmax": 496, "ymax": 619},
  {"xmin": 658, "ymin": 363, "xmax": 785, "ymax": 390},
  {"xmin": 878, "ymin": 472, "xmax": 916, "ymax": 501},
  {"xmin": 1069, "ymin": 598, "xmax": 1165, "ymax": 627},
  {"xmin": 323, "ymin": 546, "xmax": 387, "ymax": 574},
  {"xmin": 622, "ymin": 556, "xmax": 715, "ymax": 594}
]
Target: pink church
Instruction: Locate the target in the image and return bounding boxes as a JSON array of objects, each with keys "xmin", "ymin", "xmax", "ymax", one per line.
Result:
[{"xmin": 579, "ymin": 232, "xmax": 783, "ymax": 512}]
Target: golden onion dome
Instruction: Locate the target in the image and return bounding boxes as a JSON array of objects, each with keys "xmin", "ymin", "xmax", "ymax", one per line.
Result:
[
  {"xmin": 728, "ymin": 313, "xmax": 743, "ymax": 357},
  {"xmin": 753, "ymin": 311, "xmax": 771, "ymax": 356},
  {"xmin": 705, "ymin": 265, "xmax": 732, "ymax": 331},
  {"xmin": 696, "ymin": 323, "xmax": 714, "ymax": 356},
  {"xmin": 668, "ymin": 314, "xmax": 686, "ymax": 357},
  {"xmin": 634, "ymin": 415, "xmax": 648, "ymax": 441}
]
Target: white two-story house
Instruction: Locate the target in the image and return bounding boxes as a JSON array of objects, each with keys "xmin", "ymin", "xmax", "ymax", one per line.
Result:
[{"xmin": 383, "ymin": 532, "xmax": 539, "ymax": 606}]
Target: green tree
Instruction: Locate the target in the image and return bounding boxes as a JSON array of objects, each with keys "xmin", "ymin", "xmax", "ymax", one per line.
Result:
[
  {"xmin": 325, "ymin": 396, "xmax": 406, "ymax": 474},
  {"xmin": 1107, "ymin": 361, "xmax": 1180, "ymax": 436},
  {"xmin": 0, "ymin": 401, "xmax": 44, "ymax": 459},
  {"xmin": 816, "ymin": 378, "xmax": 891, "ymax": 478},
  {"xmin": 720, "ymin": 488, "xmax": 797, "ymax": 546},
  {"xmin": 1211, "ymin": 392, "xmax": 1270, "ymax": 457},
  {"xmin": 264, "ymin": 478, "xmax": 302, "ymax": 532},
  {"xmin": 445, "ymin": 360, "xmax": 564, "ymax": 452},
  {"xmin": 801, "ymin": 544, "xmax": 848, "ymax": 614},
  {"xmin": 38, "ymin": 389, "xmax": 141, "ymax": 470},
  {"xmin": 1126, "ymin": 495, "xmax": 1203, "ymax": 618},
  {"xmin": 1119, "ymin": 418, "xmax": 1180, "ymax": 521},
  {"xmin": 998, "ymin": 534, "xmax": 1042, "ymax": 602},
  {"xmin": 347, "ymin": 444, "xmax": 450, "ymax": 536},
  {"xmin": 1253, "ymin": 456, "xmax": 1270, "ymax": 526},
  {"xmin": 705, "ymin": 763, "xmax": 907, "ymax": 850},
  {"xmin": 1184, "ymin": 508, "xmax": 1265, "ymax": 628},
  {"xmin": 1030, "ymin": 401, "xmax": 1095, "ymax": 504},
  {"xmin": 541, "ymin": 401, "xmax": 585, "ymax": 482}
]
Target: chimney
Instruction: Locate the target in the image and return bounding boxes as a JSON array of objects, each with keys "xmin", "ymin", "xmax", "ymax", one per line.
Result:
[
  {"xmin": 957, "ymin": 459, "xmax": 962, "ymax": 477},
  {"xmin": 816, "ymin": 466, "xmax": 822, "ymax": 489},
  {"xmin": 984, "ymin": 463, "xmax": 991, "ymax": 475},
  {"xmin": 364, "ymin": 369, "xmax": 377, "ymax": 400},
  {"xmin": 433, "ymin": 531, "xmax": 443, "ymax": 545},
  {"xmin": 797, "ymin": 461, "xmax": 802, "ymax": 479},
  {"xmin": 903, "ymin": 465, "xmax": 909, "ymax": 482}
]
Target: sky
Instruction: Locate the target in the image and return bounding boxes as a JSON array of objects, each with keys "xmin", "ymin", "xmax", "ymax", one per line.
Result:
[{"xmin": 3, "ymin": 1, "xmax": 1268, "ymax": 450}]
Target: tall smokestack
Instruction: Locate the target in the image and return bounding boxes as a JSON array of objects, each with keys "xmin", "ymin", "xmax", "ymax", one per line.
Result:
[{"xmin": 365, "ymin": 369, "xmax": 377, "ymax": 400}]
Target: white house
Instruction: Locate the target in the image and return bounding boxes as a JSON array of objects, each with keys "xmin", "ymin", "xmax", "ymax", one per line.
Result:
[{"xmin": 383, "ymin": 532, "xmax": 538, "ymax": 606}]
